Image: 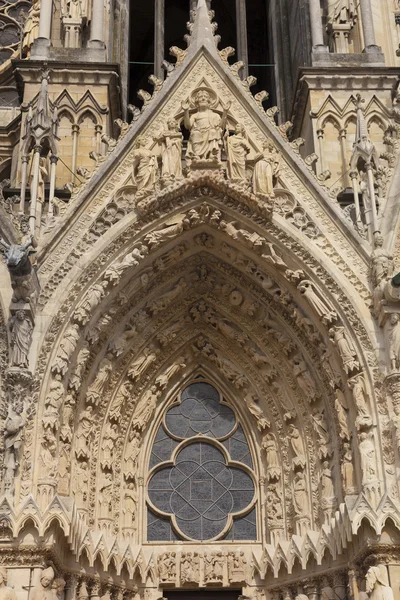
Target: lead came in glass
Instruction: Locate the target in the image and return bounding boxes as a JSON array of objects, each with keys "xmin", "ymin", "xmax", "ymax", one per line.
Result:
[{"xmin": 147, "ymin": 381, "xmax": 257, "ymax": 541}]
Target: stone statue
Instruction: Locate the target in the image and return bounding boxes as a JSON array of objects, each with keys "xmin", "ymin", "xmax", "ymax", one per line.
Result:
[
  {"xmin": 335, "ymin": 389, "xmax": 350, "ymax": 440},
  {"xmin": 86, "ymin": 356, "xmax": 113, "ymax": 405},
  {"xmin": 52, "ymin": 323, "xmax": 80, "ymax": 376},
  {"xmin": 288, "ymin": 424, "xmax": 306, "ymax": 468},
  {"xmin": 366, "ymin": 565, "xmax": 394, "ymax": 600},
  {"xmin": 292, "ymin": 471, "xmax": 309, "ymax": 516},
  {"xmin": 348, "ymin": 374, "xmax": 372, "ymax": 430},
  {"xmin": 261, "ymin": 433, "xmax": 280, "ymax": 480},
  {"xmin": 321, "ymin": 461, "xmax": 335, "ymax": 499},
  {"xmin": 0, "ymin": 566, "xmax": 17, "ymax": 600},
  {"xmin": 101, "ymin": 422, "xmax": 118, "ymax": 469},
  {"xmin": 225, "ymin": 123, "xmax": 251, "ymax": 181},
  {"xmin": 265, "ymin": 483, "xmax": 283, "ymax": 528},
  {"xmin": 73, "ymin": 282, "xmax": 106, "ymax": 325},
  {"xmin": 227, "ymin": 551, "xmax": 247, "ymax": 583},
  {"xmin": 3, "ymin": 402, "xmax": 27, "ymax": 495},
  {"xmin": 148, "ymin": 278, "xmax": 187, "ymax": 314},
  {"xmin": 122, "ymin": 482, "xmax": 138, "ymax": 528},
  {"xmin": 132, "ymin": 137, "xmax": 158, "ymax": 199},
  {"xmin": 115, "ymin": 118, "xmax": 129, "ymax": 139},
  {"xmin": 298, "ymin": 280, "xmax": 337, "ymax": 324},
  {"xmin": 144, "ymin": 216, "xmax": 190, "ymax": 250},
  {"xmin": 387, "ymin": 313, "xmax": 400, "ymax": 371},
  {"xmin": 181, "ymin": 552, "xmax": 200, "ymax": 584},
  {"xmin": 104, "ymin": 244, "xmax": 149, "ymax": 285},
  {"xmin": 43, "ymin": 378, "xmax": 64, "ymax": 433},
  {"xmin": 292, "ymin": 356, "xmax": 318, "ymax": 402},
  {"xmin": 370, "ymin": 233, "xmax": 393, "ymax": 288},
  {"xmin": 38, "ymin": 431, "xmax": 57, "ymax": 478},
  {"xmin": 75, "ymin": 406, "xmax": 94, "ymax": 459},
  {"xmin": 98, "ymin": 472, "xmax": 113, "ymax": 518},
  {"xmin": 158, "ymin": 552, "xmax": 176, "ymax": 582},
  {"xmin": 9, "ymin": 310, "xmax": 33, "ymax": 368},
  {"xmin": 332, "ymin": 0, "xmax": 356, "ymax": 24},
  {"xmin": 22, "ymin": 0, "xmax": 40, "ymax": 55},
  {"xmin": 252, "ymin": 141, "xmax": 279, "ymax": 196},
  {"xmin": 157, "ymin": 119, "xmax": 183, "ymax": 179},
  {"xmin": 329, "ymin": 326, "xmax": 359, "ymax": 374},
  {"xmin": 359, "ymin": 432, "xmax": 378, "ymax": 485},
  {"xmin": 244, "ymin": 393, "xmax": 270, "ymax": 431},
  {"xmin": 341, "ymin": 442, "xmax": 356, "ymax": 494},
  {"xmin": 131, "ymin": 386, "xmax": 160, "ymax": 431},
  {"xmin": 155, "ymin": 358, "xmax": 186, "ymax": 390},
  {"xmin": 68, "ymin": 343, "xmax": 90, "ymax": 391},
  {"xmin": 311, "ymin": 411, "xmax": 331, "ymax": 458},
  {"xmin": 127, "ymin": 347, "xmax": 158, "ymax": 382},
  {"xmin": 124, "ymin": 429, "xmax": 141, "ymax": 481},
  {"xmin": 182, "ymin": 88, "xmax": 230, "ymax": 162},
  {"xmin": 32, "ymin": 567, "xmax": 55, "ymax": 600},
  {"xmin": 0, "ymin": 236, "xmax": 36, "ymax": 302},
  {"xmin": 52, "ymin": 579, "xmax": 65, "ymax": 600}
]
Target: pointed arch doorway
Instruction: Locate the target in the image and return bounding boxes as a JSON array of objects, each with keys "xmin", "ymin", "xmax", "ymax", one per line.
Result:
[{"xmin": 165, "ymin": 590, "xmax": 242, "ymax": 600}]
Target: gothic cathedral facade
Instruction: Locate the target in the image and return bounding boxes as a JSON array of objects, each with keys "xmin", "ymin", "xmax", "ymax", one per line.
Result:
[{"xmin": 1, "ymin": 2, "xmax": 400, "ymax": 600}]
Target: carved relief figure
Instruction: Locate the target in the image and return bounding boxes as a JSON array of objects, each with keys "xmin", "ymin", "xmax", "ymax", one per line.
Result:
[
  {"xmin": 321, "ymin": 461, "xmax": 335, "ymax": 500},
  {"xmin": 359, "ymin": 432, "xmax": 378, "ymax": 483},
  {"xmin": 73, "ymin": 282, "xmax": 106, "ymax": 325},
  {"xmin": 158, "ymin": 553, "xmax": 176, "ymax": 582},
  {"xmin": 252, "ymin": 141, "xmax": 279, "ymax": 196},
  {"xmin": 292, "ymin": 471, "xmax": 309, "ymax": 516},
  {"xmin": 181, "ymin": 552, "xmax": 200, "ymax": 584},
  {"xmin": 265, "ymin": 484, "xmax": 283, "ymax": 529},
  {"xmin": 244, "ymin": 393, "xmax": 270, "ymax": 431},
  {"xmin": 348, "ymin": 374, "xmax": 372, "ymax": 430},
  {"xmin": 335, "ymin": 389, "xmax": 350, "ymax": 440},
  {"xmin": 157, "ymin": 119, "xmax": 183, "ymax": 179},
  {"xmin": 128, "ymin": 347, "xmax": 158, "ymax": 381},
  {"xmin": 341, "ymin": 442, "xmax": 356, "ymax": 494},
  {"xmin": 52, "ymin": 323, "xmax": 80, "ymax": 376},
  {"xmin": 182, "ymin": 88, "xmax": 230, "ymax": 162},
  {"xmin": 98, "ymin": 472, "xmax": 113, "ymax": 518},
  {"xmin": 124, "ymin": 428, "xmax": 141, "ymax": 480},
  {"xmin": 68, "ymin": 343, "xmax": 90, "ymax": 391},
  {"xmin": 101, "ymin": 423, "xmax": 118, "ymax": 470},
  {"xmin": 370, "ymin": 233, "xmax": 393, "ymax": 288},
  {"xmin": 311, "ymin": 411, "xmax": 331, "ymax": 458},
  {"xmin": 292, "ymin": 356, "xmax": 318, "ymax": 402},
  {"xmin": 227, "ymin": 551, "xmax": 247, "ymax": 583},
  {"xmin": 52, "ymin": 579, "xmax": 65, "ymax": 600},
  {"xmin": 149, "ymin": 278, "xmax": 187, "ymax": 314},
  {"xmin": 122, "ymin": 483, "xmax": 138, "ymax": 528},
  {"xmin": 132, "ymin": 137, "xmax": 158, "ymax": 198},
  {"xmin": 144, "ymin": 216, "xmax": 190, "ymax": 250},
  {"xmin": 3, "ymin": 402, "xmax": 27, "ymax": 495},
  {"xmin": 225, "ymin": 123, "xmax": 251, "ymax": 181},
  {"xmin": 9, "ymin": 310, "xmax": 33, "ymax": 368},
  {"xmin": 155, "ymin": 358, "xmax": 186, "ymax": 390},
  {"xmin": 75, "ymin": 406, "xmax": 94, "ymax": 459},
  {"xmin": 332, "ymin": 0, "xmax": 356, "ymax": 23},
  {"xmin": 22, "ymin": 0, "xmax": 41, "ymax": 55},
  {"xmin": 0, "ymin": 568, "xmax": 17, "ymax": 600},
  {"xmin": 131, "ymin": 386, "xmax": 160, "ymax": 430},
  {"xmin": 288, "ymin": 424, "xmax": 306, "ymax": 468}
]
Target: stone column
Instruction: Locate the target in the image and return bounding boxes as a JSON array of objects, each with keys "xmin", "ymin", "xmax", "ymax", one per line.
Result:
[
  {"xmin": 95, "ymin": 124, "xmax": 103, "ymax": 153},
  {"xmin": 19, "ymin": 154, "xmax": 29, "ymax": 214},
  {"xmin": 366, "ymin": 160, "xmax": 379, "ymax": 237},
  {"xmin": 339, "ymin": 129, "xmax": 350, "ymax": 188},
  {"xmin": 89, "ymin": 0, "xmax": 105, "ymax": 48},
  {"xmin": 316, "ymin": 128, "xmax": 324, "ymax": 174},
  {"xmin": 350, "ymin": 170, "xmax": 362, "ymax": 233},
  {"xmin": 29, "ymin": 146, "xmax": 41, "ymax": 237},
  {"xmin": 71, "ymin": 124, "xmax": 79, "ymax": 182},
  {"xmin": 359, "ymin": 0, "xmax": 379, "ymax": 51},
  {"xmin": 236, "ymin": 0, "xmax": 249, "ymax": 78},
  {"xmin": 47, "ymin": 155, "xmax": 58, "ymax": 222},
  {"xmin": 37, "ymin": 0, "xmax": 53, "ymax": 42},
  {"xmin": 309, "ymin": 0, "xmax": 328, "ymax": 52},
  {"xmin": 154, "ymin": 0, "xmax": 165, "ymax": 79}
]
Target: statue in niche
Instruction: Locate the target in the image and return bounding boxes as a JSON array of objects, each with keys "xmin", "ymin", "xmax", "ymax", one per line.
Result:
[
  {"xmin": 292, "ymin": 471, "xmax": 309, "ymax": 516},
  {"xmin": 225, "ymin": 123, "xmax": 251, "ymax": 181},
  {"xmin": 9, "ymin": 310, "xmax": 33, "ymax": 368},
  {"xmin": 0, "ymin": 567, "xmax": 17, "ymax": 600},
  {"xmin": 32, "ymin": 567, "xmax": 55, "ymax": 600},
  {"xmin": 219, "ymin": 220, "xmax": 265, "ymax": 251},
  {"xmin": 104, "ymin": 245, "xmax": 149, "ymax": 286},
  {"xmin": 321, "ymin": 461, "xmax": 335, "ymax": 499},
  {"xmin": 335, "ymin": 389, "xmax": 350, "ymax": 441},
  {"xmin": 122, "ymin": 482, "xmax": 137, "ymax": 528},
  {"xmin": 38, "ymin": 431, "xmax": 57, "ymax": 478},
  {"xmin": 261, "ymin": 433, "xmax": 280, "ymax": 480},
  {"xmin": 359, "ymin": 432, "xmax": 378, "ymax": 485},
  {"xmin": 132, "ymin": 137, "xmax": 158, "ymax": 199},
  {"xmin": 68, "ymin": 343, "xmax": 90, "ymax": 391},
  {"xmin": 74, "ymin": 461, "xmax": 89, "ymax": 507},
  {"xmin": 288, "ymin": 424, "xmax": 306, "ymax": 468},
  {"xmin": 43, "ymin": 378, "xmax": 64, "ymax": 433},
  {"xmin": 181, "ymin": 553, "xmax": 200, "ymax": 584},
  {"xmin": 157, "ymin": 119, "xmax": 183, "ymax": 179},
  {"xmin": 341, "ymin": 442, "xmax": 356, "ymax": 494},
  {"xmin": 298, "ymin": 280, "xmax": 337, "ymax": 324},
  {"xmin": 98, "ymin": 472, "xmax": 113, "ymax": 519},
  {"xmin": 332, "ymin": 0, "xmax": 356, "ymax": 24},
  {"xmin": 366, "ymin": 565, "xmax": 395, "ymax": 600},
  {"xmin": 244, "ymin": 393, "xmax": 270, "ymax": 431},
  {"xmin": 204, "ymin": 552, "xmax": 224, "ymax": 582},
  {"xmin": 329, "ymin": 325, "xmax": 359, "ymax": 374},
  {"xmin": 86, "ymin": 356, "xmax": 113, "ymax": 405},
  {"xmin": 3, "ymin": 401, "xmax": 27, "ymax": 495},
  {"xmin": 131, "ymin": 386, "xmax": 160, "ymax": 431},
  {"xmin": 75, "ymin": 406, "xmax": 94, "ymax": 459},
  {"xmin": 182, "ymin": 88, "xmax": 230, "ymax": 162},
  {"xmin": 252, "ymin": 140, "xmax": 279, "ymax": 196},
  {"xmin": 387, "ymin": 313, "xmax": 400, "ymax": 371},
  {"xmin": 265, "ymin": 483, "xmax": 283, "ymax": 527},
  {"xmin": 370, "ymin": 233, "xmax": 393, "ymax": 288},
  {"xmin": 127, "ymin": 347, "xmax": 158, "ymax": 382},
  {"xmin": 348, "ymin": 374, "xmax": 372, "ymax": 430},
  {"xmin": 124, "ymin": 428, "xmax": 141, "ymax": 481}
]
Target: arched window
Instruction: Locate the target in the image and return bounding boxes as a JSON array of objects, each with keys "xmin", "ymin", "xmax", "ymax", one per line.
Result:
[{"xmin": 147, "ymin": 380, "xmax": 257, "ymax": 541}]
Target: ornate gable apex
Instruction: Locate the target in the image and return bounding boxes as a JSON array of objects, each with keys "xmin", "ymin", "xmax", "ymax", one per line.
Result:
[{"xmin": 38, "ymin": 0, "xmax": 369, "ymax": 276}]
